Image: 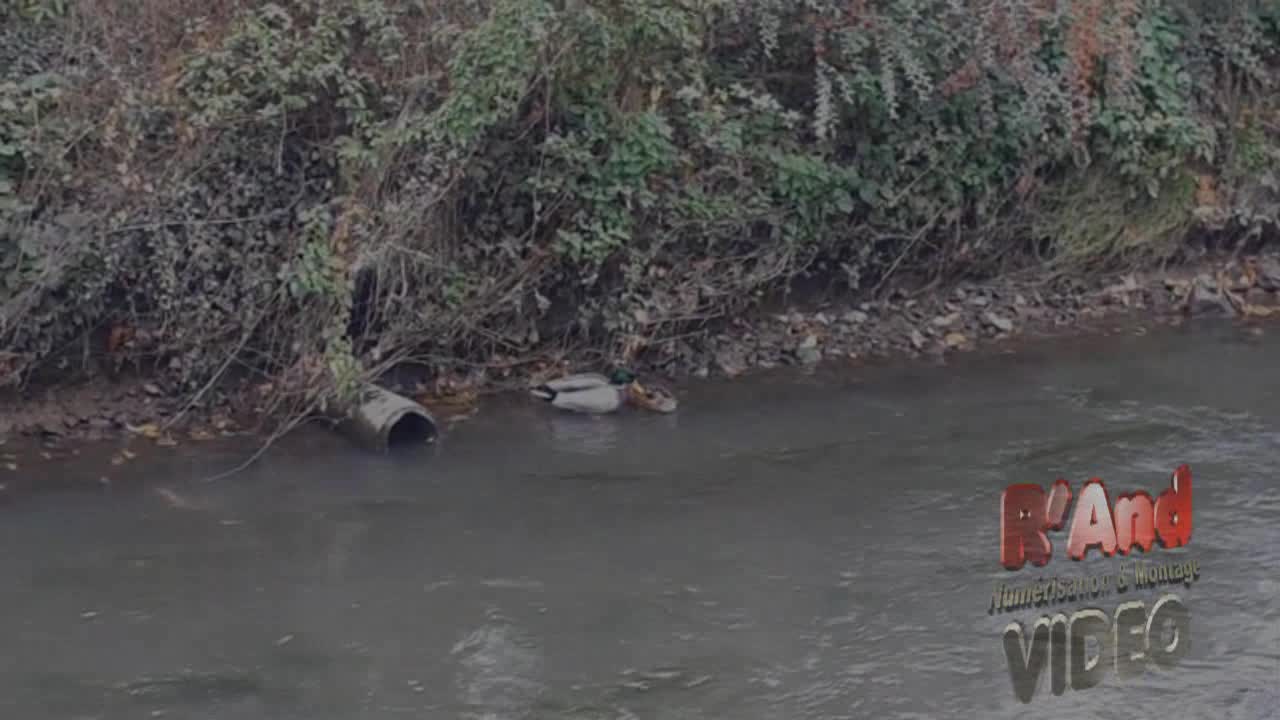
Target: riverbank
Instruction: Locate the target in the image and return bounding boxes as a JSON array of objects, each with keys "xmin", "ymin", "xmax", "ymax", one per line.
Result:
[
  {"xmin": 5, "ymin": 4, "xmax": 1277, "ymax": 443},
  {"xmin": 3, "ymin": 249, "xmax": 1278, "ymax": 453}
]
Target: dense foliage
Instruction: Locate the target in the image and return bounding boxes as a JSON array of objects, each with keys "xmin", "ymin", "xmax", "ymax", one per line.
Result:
[{"xmin": 1, "ymin": 0, "xmax": 1277, "ymax": 413}]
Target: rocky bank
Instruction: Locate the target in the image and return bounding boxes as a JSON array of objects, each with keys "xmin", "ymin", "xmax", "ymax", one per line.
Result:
[{"xmin": 2, "ymin": 251, "xmax": 1279, "ymax": 454}]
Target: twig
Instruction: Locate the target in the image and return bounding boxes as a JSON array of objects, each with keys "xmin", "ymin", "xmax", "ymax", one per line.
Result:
[
  {"xmin": 872, "ymin": 207, "xmax": 948, "ymax": 296},
  {"xmin": 881, "ymin": 164, "xmax": 940, "ymax": 209},
  {"xmin": 163, "ymin": 307, "xmax": 268, "ymax": 431},
  {"xmin": 104, "ymin": 207, "xmax": 294, "ymax": 235},
  {"xmin": 197, "ymin": 412, "xmax": 310, "ymax": 483}
]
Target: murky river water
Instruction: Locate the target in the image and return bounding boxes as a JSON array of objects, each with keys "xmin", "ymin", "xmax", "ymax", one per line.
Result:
[{"xmin": 0, "ymin": 321, "xmax": 1277, "ymax": 719}]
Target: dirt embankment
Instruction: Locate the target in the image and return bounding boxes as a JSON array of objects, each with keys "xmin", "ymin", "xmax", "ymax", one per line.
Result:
[{"xmin": 3, "ymin": 250, "xmax": 1279, "ymax": 456}]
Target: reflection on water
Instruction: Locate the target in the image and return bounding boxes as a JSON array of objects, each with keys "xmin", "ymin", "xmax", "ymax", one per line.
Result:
[
  {"xmin": 546, "ymin": 413, "xmax": 624, "ymax": 456},
  {"xmin": 0, "ymin": 322, "xmax": 1276, "ymax": 719}
]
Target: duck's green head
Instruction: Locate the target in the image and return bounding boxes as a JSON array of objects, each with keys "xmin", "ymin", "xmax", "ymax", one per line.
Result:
[{"xmin": 608, "ymin": 368, "xmax": 638, "ymax": 385}]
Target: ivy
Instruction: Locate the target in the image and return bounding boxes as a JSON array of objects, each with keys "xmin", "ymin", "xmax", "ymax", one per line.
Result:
[{"xmin": 0, "ymin": 0, "xmax": 1276, "ymax": 400}]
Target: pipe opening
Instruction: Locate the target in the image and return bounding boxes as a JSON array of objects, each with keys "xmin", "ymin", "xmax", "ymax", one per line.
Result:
[
  {"xmin": 385, "ymin": 410, "xmax": 437, "ymax": 450},
  {"xmin": 335, "ymin": 385, "xmax": 438, "ymax": 453}
]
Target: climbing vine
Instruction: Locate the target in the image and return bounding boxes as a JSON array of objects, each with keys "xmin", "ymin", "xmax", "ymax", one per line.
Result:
[{"xmin": 0, "ymin": 0, "xmax": 1275, "ymax": 415}]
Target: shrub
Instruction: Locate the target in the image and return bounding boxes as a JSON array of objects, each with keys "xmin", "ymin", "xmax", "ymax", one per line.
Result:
[{"xmin": 1, "ymin": 0, "xmax": 1276, "ymax": 414}]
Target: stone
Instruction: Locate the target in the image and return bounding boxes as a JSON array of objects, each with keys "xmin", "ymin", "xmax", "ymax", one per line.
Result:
[
  {"xmin": 983, "ymin": 312, "xmax": 1015, "ymax": 332},
  {"xmin": 1186, "ymin": 282, "xmax": 1236, "ymax": 317},
  {"xmin": 1257, "ymin": 257, "xmax": 1280, "ymax": 291},
  {"xmin": 714, "ymin": 350, "xmax": 747, "ymax": 378},
  {"xmin": 1246, "ymin": 288, "xmax": 1275, "ymax": 305},
  {"xmin": 843, "ymin": 310, "xmax": 869, "ymax": 324}
]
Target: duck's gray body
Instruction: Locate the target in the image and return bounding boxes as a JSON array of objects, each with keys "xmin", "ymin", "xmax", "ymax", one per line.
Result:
[{"xmin": 530, "ymin": 374, "xmax": 627, "ymax": 414}]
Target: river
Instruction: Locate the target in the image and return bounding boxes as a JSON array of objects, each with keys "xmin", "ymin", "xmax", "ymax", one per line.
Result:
[{"xmin": 0, "ymin": 320, "xmax": 1276, "ymax": 719}]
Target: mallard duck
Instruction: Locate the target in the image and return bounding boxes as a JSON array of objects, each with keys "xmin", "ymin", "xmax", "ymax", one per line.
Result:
[
  {"xmin": 531, "ymin": 369, "xmax": 668, "ymax": 414},
  {"xmin": 630, "ymin": 382, "xmax": 679, "ymax": 413}
]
